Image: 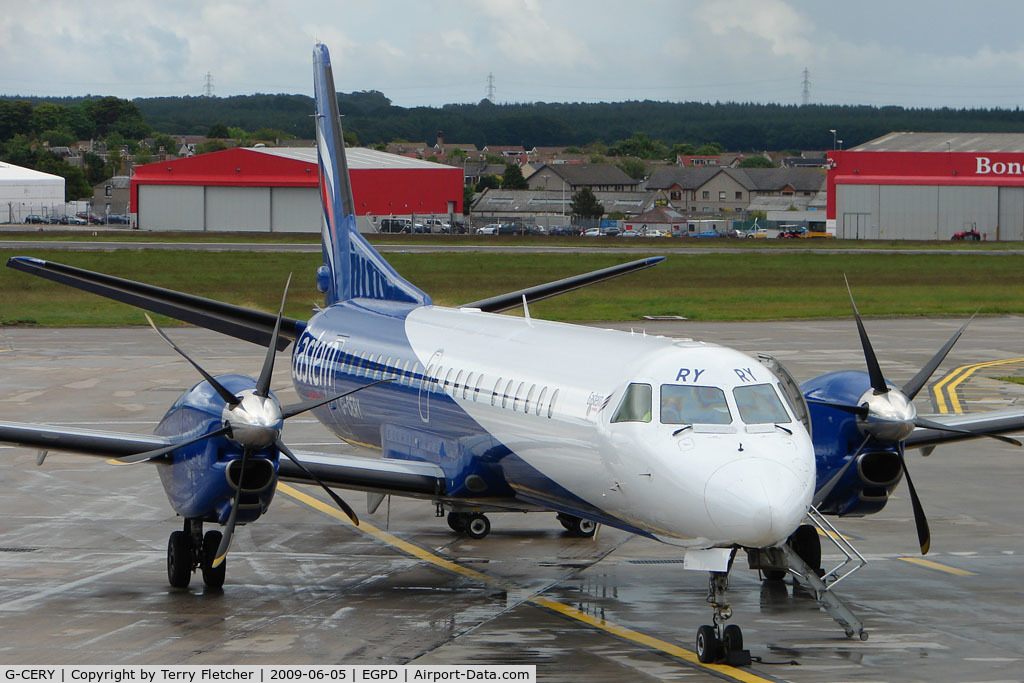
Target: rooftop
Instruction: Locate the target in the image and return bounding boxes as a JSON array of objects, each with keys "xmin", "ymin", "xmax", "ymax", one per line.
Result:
[
  {"xmin": 852, "ymin": 132, "xmax": 1024, "ymax": 153},
  {"xmin": 253, "ymin": 146, "xmax": 452, "ymax": 170}
]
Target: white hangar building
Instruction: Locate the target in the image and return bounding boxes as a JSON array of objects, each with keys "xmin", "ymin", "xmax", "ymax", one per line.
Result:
[{"xmin": 0, "ymin": 161, "xmax": 64, "ymax": 223}]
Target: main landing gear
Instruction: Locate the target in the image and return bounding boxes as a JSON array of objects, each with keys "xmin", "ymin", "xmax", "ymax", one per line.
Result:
[
  {"xmin": 167, "ymin": 518, "xmax": 226, "ymax": 590},
  {"xmin": 447, "ymin": 511, "xmax": 492, "ymax": 539},
  {"xmin": 445, "ymin": 509, "xmax": 600, "ymax": 540},
  {"xmin": 695, "ymin": 563, "xmax": 752, "ymax": 666}
]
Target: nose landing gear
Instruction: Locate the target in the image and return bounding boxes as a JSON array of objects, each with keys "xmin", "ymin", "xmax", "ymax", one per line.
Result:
[
  {"xmin": 695, "ymin": 570, "xmax": 752, "ymax": 665},
  {"xmin": 167, "ymin": 518, "xmax": 226, "ymax": 590}
]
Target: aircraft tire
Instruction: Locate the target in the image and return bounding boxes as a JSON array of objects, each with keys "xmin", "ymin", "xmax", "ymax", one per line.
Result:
[
  {"xmin": 560, "ymin": 515, "xmax": 598, "ymax": 538},
  {"xmin": 201, "ymin": 530, "xmax": 226, "ymax": 589},
  {"xmin": 447, "ymin": 512, "xmax": 470, "ymax": 532},
  {"xmin": 762, "ymin": 569, "xmax": 787, "ymax": 581},
  {"xmin": 167, "ymin": 531, "xmax": 192, "ymax": 588},
  {"xmin": 695, "ymin": 625, "xmax": 719, "ymax": 663},
  {"xmin": 465, "ymin": 513, "xmax": 490, "ymax": 539},
  {"xmin": 791, "ymin": 524, "xmax": 822, "ymax": 575},
  {"xmin": 723, "ymin": 624, "xmax": 743, "ymax": 653}
]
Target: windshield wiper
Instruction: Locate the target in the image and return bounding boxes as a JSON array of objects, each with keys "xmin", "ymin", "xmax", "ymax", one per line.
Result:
[{"xmin": 672, "ymin": 425, "xmax": 693, "ymax": 436}]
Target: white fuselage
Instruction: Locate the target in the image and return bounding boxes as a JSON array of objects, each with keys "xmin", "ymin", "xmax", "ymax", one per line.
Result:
[{"xmin": 402, "ymin": 306, "xmax": 816, "ymax": 548}]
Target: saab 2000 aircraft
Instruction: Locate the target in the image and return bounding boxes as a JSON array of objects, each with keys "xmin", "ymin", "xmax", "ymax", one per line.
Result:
[{"xmin": 3, "ymin": 43, "xmax": 1024, "ymax": 665}]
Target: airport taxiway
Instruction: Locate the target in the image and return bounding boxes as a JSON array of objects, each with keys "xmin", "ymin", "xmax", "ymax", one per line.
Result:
[{"xmin": 1, "ymin": 318, "xmax": 1023, "ymax": 682}]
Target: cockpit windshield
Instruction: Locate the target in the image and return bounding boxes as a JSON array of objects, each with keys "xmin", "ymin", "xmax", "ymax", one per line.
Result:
[
  {"xmin": 611, "ymin": 383, "xmax": 652, "ymax": 423},
  {"xmin": 733, "ymin": 384, "xmax": 791, "ymax": 424},
  {"xmin": 660, "ymin": 385, "xmax": 732, "ymax": 425}
]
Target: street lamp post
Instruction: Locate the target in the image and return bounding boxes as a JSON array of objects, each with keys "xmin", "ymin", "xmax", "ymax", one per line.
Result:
[
  {"xmin": 837, "ymin": 139, "xmax": 843, "ymax": 151},
  {"xmin": 829, "ymin": 129, "xmax": 837, "ymax": 150}
]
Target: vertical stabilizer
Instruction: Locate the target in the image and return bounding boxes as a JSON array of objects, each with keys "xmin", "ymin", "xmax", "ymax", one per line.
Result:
[{"xmin": 312, "ymin": 44, "xmax": 431, "ymax": 307}]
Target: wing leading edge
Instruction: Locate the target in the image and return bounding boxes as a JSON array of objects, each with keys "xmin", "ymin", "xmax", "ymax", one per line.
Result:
[
  {"xmin": 6, "ymin": 257, "xmax": 304, "ymax": 350},
  {"xmin": 905, "ymin": 409, "xmax": 1024, "ymax": 450},
  {"xmin": 461, "ymin": 256, "xmax": 665, "ymax": 313}
]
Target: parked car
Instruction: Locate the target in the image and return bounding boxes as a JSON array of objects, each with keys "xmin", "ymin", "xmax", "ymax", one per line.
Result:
[
  {"xmin": 617, "ymin": 229, "xmax": 641, "ymax": 237},
  {"xmin": 497, "ymin": 223, "xmax": 527, "ymax": 235},
  {"xmin": 951, "ymin": 228, "xmax": 981, "ymax": 241},
  {"xmin": 107, "ymin": 214, "xmax": 131, "ymax": 225},
  {"xmin": 476, "ymin": 224, "xmax": 499, "ymax": 235},
  {"xmin": 57, "ymin": 215, "xmax": 88, "ymax": 225},
  {"xmin": 695, "ymin": 229, "xmax": 723, "ymax": 238},
  {"xmin": 424, "ymin": 218, "xmax": 451, "ymax": 234},
  {"xmin": 23, "ymin": 215, "xmax": 47, "ymax": 224},
  {"xmin": 76, "ymin": 212, "xmax": 105, "ymax": 225},
  {"xmin": 643, "ymin": 229, "xmax": 669, "ymax": 238},
  {"xmin": 777, "ymin": 227, "xmax": 806, "ymax": 238},
  {"xmin": 583, "ymin": 227, "xmax": 602, "ymax": 237},
  {"xmin": 378, "ymin": 218, "xmax": 411, "ymax": 233},
  {"xmin": 526, "ymin": 225, "xmax": 547, "ymax": 236},
  {"xmin": 547, "ymin": 226, "xmax": 574, "ymax": 236}
]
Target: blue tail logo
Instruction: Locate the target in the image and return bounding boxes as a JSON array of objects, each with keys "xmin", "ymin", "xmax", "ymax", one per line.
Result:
[{"xmin": 312, "ymin": 43, "xmax": 430, "ymax": 307}]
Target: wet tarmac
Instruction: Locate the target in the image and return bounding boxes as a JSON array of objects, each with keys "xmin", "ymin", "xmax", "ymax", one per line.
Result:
[{"xmin": 1, "ymin": 318, "xmax": 1023, "ymax": 682}]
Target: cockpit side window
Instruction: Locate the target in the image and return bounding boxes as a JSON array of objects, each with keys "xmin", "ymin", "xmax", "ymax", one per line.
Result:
[
  {"xmin": 611, "ymin": 383, "xmax": 652, "ymax": 423},
  {"xmin": 733, "ymin": 384, "xmax": 791, "ymax": 424},
  {"xmin": 660, "ymin": 385, "xmax": 731, "ymax": 425}
]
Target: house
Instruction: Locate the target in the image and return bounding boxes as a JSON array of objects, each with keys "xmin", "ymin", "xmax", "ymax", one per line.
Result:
[
  {"xmin": 91, "ymin": 175, "xmax": 131, "ymax": 216},
  {"xmin": 526, "ymin": 163, "xmax": 639, "ymax": 193},
  {"xmin": 645, "ymin": 167, "xmax": 826, "ymax": 215}
]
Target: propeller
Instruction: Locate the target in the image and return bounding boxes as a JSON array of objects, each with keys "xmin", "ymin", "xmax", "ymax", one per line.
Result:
[
  {"xmin": 810, "ymin": 279, "xmax": 1020, "ymax": 554},
  {"xmin": 142, "ymin": 278, "xmax": 388, "ymax": 568}
]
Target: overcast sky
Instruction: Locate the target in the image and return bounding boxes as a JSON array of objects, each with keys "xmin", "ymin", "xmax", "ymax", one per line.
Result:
[{"xmin": 3, "ymin": 0, "xmax": 1024, "ymax": 109}]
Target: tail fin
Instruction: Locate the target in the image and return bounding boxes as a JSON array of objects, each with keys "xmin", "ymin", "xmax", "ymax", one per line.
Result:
[{"xmin": 312, "ymin": 43, "xmax": 431, "ymax": 307}]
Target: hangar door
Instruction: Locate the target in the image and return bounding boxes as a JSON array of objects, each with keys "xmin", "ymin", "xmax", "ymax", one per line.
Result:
[
  {"xmin": 998, "ymin": 187, "xmax": 1024, "ymax": 241},
  {"xmin": 270, "ymin": 187, "xmax": 321, "ymax": 232},
  {"xmin": 206, "ymin": 187, "xmax": 271, "ymax": 232},
  {"xmin": 138, "ymin": 185, "xmax": 205, "ymax": 231}
]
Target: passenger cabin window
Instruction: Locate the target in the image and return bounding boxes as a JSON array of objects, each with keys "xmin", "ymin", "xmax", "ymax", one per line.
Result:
[
  {"xmin": 547, "ymin": 388, "xmax": 559, "ymax": 418},
  {"xmin": 611, "ymin": 383, "xmax": 652, "ymax": 423},
  {"xmin": 535, "ymin": 387, "xmax": 548, "ymax": 415},
  {"xmin": 463, "ymin": 372, "xmax": 474, "ymax": 399},
  {"xmin": 492, "ymin": 377, "xmax": 503, "ymax": 406},
  {"xmin": 660, "ymin": 385, "xmax": 731, "ymax": 425},
  {"xmin": 733, "ymin": 384, "xmax": 790, "ymax": 424}
]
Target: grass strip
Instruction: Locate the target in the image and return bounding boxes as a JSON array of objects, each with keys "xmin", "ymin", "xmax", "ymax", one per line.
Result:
[{"xmin": 2, "ymin": 249, "xmax": 1023, "ymax": 326}]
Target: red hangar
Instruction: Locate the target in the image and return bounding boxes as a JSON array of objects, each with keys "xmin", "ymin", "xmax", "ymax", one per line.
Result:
[{"xmin": 827, "ymin": 132, "xmax": 1024, "ymax": 240}]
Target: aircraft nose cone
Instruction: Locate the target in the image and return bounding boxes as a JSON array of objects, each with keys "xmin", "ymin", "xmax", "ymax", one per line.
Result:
[{"xmin": 704, "ymin": 457, "xmax": 809, "ymax": 547}]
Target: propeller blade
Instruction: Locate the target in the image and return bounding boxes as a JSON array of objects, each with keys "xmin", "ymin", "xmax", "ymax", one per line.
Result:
[
  {"xmin": 281, "ymin": 378, "xmax": 395, "ymax": 419},
  {"xmin": 276, "ymin": 440, "xmax": 359, "ymax": 525},
  {"xmin": 897, "ymin": 445, "xmax": 931, "ymax": 555},
  {"xmin": 806, "ymin": 398, "xmax": 870, "ymax": 419},
  {"xmin": 844, "ymin": 275, "xmax": 888, "ymax": 395},
  {"xmin": 255, "ymin": 274, "xmax": 292, "ymax": 398},
  {"xmin": 117, "ymin": 425, "xmax": 232, "ymax": 463},
  {"xmin": 212, "ymin": 448, "xmax": 249, "ymax": 568},
  {"xmin": 144, "ymin": 313, "xmax": 240, "ymax": 408},
  {"xmin": 914, "ymin": 416, "xmax": 1022, "ymax": 447},
  {"xmin": 901, "ymin": 312, "xmax": 977, "ymax": 400}
]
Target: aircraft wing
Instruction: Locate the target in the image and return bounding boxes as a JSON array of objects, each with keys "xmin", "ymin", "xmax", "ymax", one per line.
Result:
[
  {"xmin": 0, "ymin": 420, "xmax": 171, "ymax": 458},
  {"xmin": 905, "ymin": 409, "xmax": 1024, "ymax": 450},
  {"xmin": 0, "ymin": 420, "xmax": 446, "ymax": 498},
  {"xmin": 461, "ymin": 256, "xmax": 665, "ymax": 313},
  {"xmin": 279, "ymin": 450, "xmax": 446, "ymax": 499},
  {"xmin": 6, "ymin": 257, "xmax": 304, "ymax": 350}
]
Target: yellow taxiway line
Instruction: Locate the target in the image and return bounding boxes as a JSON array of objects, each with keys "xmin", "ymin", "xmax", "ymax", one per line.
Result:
[
  {"xmin": 277, "ymin": 483, "xmax": 779, "ymax": 683},
  {"xmin": 898, "ymin": 556, "xmax": 977, "ymax": 576},
  {"xmin": 931, "ymin": 357, "xmax": 1024, "ymax": 414}
]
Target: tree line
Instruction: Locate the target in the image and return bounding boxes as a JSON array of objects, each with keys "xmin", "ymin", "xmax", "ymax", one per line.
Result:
[{"xmin": 7, "ymin": 90, "xmax": 1024, "ymax": 201}]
